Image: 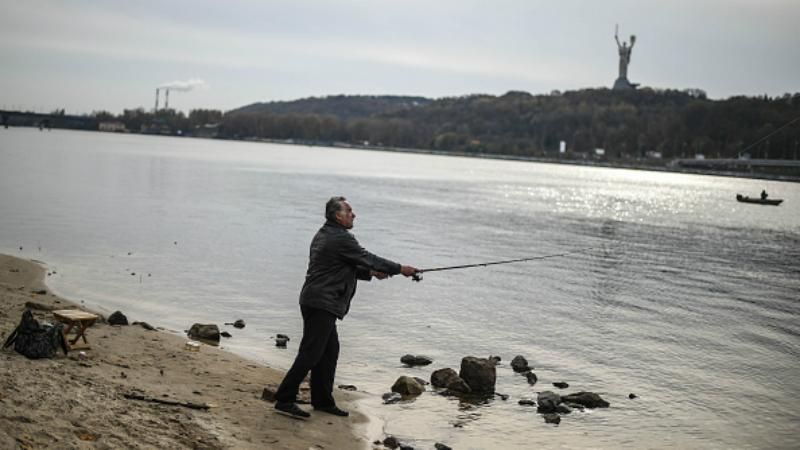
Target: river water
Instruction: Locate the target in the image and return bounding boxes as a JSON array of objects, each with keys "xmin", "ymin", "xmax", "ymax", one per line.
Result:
[{"xmin": 1, "ymin": 128, "xmax": 798, "ymax": 449}]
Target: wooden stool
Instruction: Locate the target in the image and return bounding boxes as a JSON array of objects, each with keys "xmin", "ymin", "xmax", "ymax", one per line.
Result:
[{"xmin": 53, "ymin": 309, "xmax": 99, "ymax": 350}]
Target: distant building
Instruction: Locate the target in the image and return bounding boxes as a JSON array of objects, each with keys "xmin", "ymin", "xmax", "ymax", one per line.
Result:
[
  {"xmin": 98, "ymin": 121, "xmax": 127, "ymax": 132},
  {"xmin": 192, "ymin": 123, "xmax": 219, "ymax": 138},
  {"xmin": 646, "ymin": 151, "xmax": 663, "ymax": 159}
]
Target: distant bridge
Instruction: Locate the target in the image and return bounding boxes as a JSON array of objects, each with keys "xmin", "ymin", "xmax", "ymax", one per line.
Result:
[{"xmin": 0, "ymin": 110, "xmax": 98, "ymax": 130}]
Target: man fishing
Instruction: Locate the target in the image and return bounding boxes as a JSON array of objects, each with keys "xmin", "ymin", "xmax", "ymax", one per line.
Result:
[{"xmin": 274, "ymin": 196, "xmax": 419, "ymax": 419}]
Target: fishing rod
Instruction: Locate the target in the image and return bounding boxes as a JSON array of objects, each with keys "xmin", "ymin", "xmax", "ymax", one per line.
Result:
[{"xmin": 410, "ymin": 246, "xmax": 595, "ymax": 282}]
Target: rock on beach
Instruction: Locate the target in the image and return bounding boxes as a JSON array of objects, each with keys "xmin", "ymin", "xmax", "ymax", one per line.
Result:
[
  {"xmin": 187, "ymin": 323, "xmax": 220, "ymax": 342},
  {"xmin": 562, "ymin": 391, "xmax": 610, "ymax": 408},
  {"xmin": 391, "ymin": 376, "xmax": 425, "ymax": 396},
  {"xmin": 459, "ymin": 356, "xmax": 496, "ymax": 394}
]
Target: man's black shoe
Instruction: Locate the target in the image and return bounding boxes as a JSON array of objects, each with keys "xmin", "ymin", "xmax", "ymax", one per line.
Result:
[
  {"xmin": 275, "ymin": 402, "xmax": 310, "ymax": 420},
  {"xmin": 313, "ymin": 405, "xmax": 349, "ymax": 417}
]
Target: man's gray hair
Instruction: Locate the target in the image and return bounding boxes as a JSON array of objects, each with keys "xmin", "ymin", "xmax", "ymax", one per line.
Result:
[{"xmin": 325, "ymin": 196, "xmax": 347, "ymax": 222}]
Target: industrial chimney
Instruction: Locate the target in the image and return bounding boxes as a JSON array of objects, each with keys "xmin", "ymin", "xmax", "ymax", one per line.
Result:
[
  {"xmin": 154, "ymin": 88, "xmax": 160, "ymax": 111},
  {"xmin": 164, "ymin": 89, "xmax": 170, "ymax": 109}
]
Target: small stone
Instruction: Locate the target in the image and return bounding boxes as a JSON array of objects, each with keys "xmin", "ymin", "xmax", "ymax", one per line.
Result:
[
  {"xmin": 510, "ymin": 355, "xmax": 532, "ymax": 373},
  {"xmin": 108, "ymin": 311, "xmax": 128, "ymax": 326},
  {"xmin": 553, "ymin": 381, "xmax": 569, "ymax": 389},
  {"xmin": 435, "ymin": 443, "xmax": 453, "ymax": 450},
  {"xmin": 382, "ymin": 392, "xmax": 402, "ymax": 404},
  {"xmin": 135, "ymin": 321, "xmax": 155, "ymax": 331},
  {"xmin": 233, "ymin": 319, "xmax": 245, "ymax": 329},
  {"xmin": 629, "ymin": 393, "xmax": 638, "ymax": 399},
  {"xmin": 537, "ymin": 391, "xmax": 561, "ymax": 413},
  {"xmin": 400, "ymin": 354, "xmax": 433, "ymax": 366},
  {"xmin": 543, "ymin": 413, "xmax": 561, "ymax": 424},
  {"xmin": 518, "ymin": 399, "xmax": 536, "ymax": 406},
  {"xmin": 338, "ymin": 384, "xmax": 357, "ymax": 391},
  {"xmin": 391, "ymin": 376, "xmax": 424, "ymax": 396},
  {"xmin": 221, "ymin": 331, "xmax": 232, "ymax": 338},
  {"xmin": 561, "ymin": 391, "xmax": 610, "ymax": 408},
  {"xmin": 525, "ymin": 371, "xmax": 538, "ymax": 385},
  {"xmin": 383, "ymin": 436, "xmax": 400, "ymax": 449},
  {"xmin": 261, "ymin": 386, "xmax": 277, "ymax": 402}
]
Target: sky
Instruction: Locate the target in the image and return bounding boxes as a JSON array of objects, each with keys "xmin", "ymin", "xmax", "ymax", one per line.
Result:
[{"xmin": 1, "ymin": 0, "xmax": 798, "ymax": 115}]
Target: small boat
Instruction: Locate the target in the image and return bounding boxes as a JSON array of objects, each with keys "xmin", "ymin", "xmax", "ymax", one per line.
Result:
[{"xmin": 736, "ymin": 194, "xmax": 783, "ymax": 205}]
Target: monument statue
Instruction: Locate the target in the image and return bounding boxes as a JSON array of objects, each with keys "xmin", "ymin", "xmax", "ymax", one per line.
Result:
[{"xmin": 613, "ymin": 24, "xmax": 637, "ymax": 91}]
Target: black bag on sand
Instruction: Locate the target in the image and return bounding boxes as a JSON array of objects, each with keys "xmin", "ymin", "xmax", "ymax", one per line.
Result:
[{"xmin": 3, "ymin": 309, "xmax": 69, "ymax": 359}]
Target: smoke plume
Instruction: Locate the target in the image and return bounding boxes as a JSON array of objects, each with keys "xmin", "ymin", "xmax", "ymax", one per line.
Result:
[{"xmin": 158, "ymin": 78, "xmax": 207, "ymax": 92}]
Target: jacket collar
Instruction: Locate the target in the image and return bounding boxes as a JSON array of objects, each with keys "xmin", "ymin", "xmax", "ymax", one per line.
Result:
[{"xmin": 324, "ymin": 219, "xmax": 347, "ymax": 230}]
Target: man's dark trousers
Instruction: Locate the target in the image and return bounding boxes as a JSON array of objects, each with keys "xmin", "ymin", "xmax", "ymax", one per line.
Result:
[{"xmin": 275, "ymin": 305, "xmax": 339, "ymax": 408}]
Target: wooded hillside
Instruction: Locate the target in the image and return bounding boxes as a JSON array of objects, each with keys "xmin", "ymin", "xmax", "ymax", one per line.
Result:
[{"xmin": 219, "ymin": 89, "xmax": 800, "ymax": 160}]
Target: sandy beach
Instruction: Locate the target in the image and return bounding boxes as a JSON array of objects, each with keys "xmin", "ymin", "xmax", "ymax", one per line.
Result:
[{"xmin": 0, "ymin": 254, "xmax": 372, "ymax": 449}]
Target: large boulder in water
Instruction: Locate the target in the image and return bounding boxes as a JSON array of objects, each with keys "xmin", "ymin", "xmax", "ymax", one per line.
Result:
[
  {"xmin": 562, "ymin": 391, "xmax": 610, "ymax": 408},
  {"xmin": 391, "ymin": 376, "xmax": 424, "ymax": 396},
  {"xmin": 431, "ymin": 368, "xmax": 458, "ymax": 388},
  {"xmin": 459, "ymin": 356, "xmax": 496, "ymax": 394},
  {"xmin": 188, "ymin": 323, "xmax": 220, "ymax": 342}
]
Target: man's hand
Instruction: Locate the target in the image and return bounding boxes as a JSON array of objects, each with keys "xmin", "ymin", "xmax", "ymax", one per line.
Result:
[
  {"xmin": 400, "ymin": 265, "xmax": 419, "ymax": 277},
  {"xmin": 370, "ymin": 271, "xmax": 389, "ymax": 280}
]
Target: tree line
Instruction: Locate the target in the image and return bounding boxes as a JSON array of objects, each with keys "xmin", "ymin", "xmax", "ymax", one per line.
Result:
[
  {"xmin": 218, "ymin": 89, "xmax": 800, "ymax": 160},
  {"xmin": 91, "ymin": 89, "xmax": 800, "ymax": 161}
]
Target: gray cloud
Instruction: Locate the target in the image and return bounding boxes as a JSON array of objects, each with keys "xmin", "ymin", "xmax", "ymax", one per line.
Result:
[{"xmin": 1, "ymin": 0, "xmax": 798, "ymax": 114}]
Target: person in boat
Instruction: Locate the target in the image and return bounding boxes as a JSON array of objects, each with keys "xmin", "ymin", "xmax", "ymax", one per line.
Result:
[
  {"xmin": 761, "ymin": 190, "xmax": 768, "ymax": 200},
  {"xmin": 273, "ymin": 196, "xmax": 418, "ymax": 419}
]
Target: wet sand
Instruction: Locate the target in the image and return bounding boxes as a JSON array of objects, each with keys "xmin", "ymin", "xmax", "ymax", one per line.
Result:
[{"xmin": 0, "ymin": 254, "xmax": 372, "ymax": 449}]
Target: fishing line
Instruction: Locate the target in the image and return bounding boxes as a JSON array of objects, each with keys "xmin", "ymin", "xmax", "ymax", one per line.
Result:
[
  {"xmin": 737, "ymin": 115, "xmax": 800, "ymax": 158},
  {"xmin": 410, "ymin": 246, "xmax": 595, "ymax": 281}
]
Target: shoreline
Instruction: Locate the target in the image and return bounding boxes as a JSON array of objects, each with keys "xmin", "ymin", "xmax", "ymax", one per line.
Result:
[
  {"xmin": 237, "ymin": 136, "xmax": 800, "ymax": 183},
  {"xmin": 0, "ymin": 254, "xmax": 375, "ymax": 449},
  {"xmin": 5, "ymin": 126, "xmax": 799, "ymax": 183}
]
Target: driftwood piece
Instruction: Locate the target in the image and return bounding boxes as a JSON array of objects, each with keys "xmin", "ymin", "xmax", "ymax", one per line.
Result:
[
  {"xmin": 24, "ymin": 301, "xmax": 55, "ymax": 311},
  {"xmin": 123, "ymin": 393, "xmax": 211, "ymax": 410}
]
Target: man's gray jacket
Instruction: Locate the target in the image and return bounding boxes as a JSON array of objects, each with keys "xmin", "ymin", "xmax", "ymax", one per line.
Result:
[{"xmin": 299, "ymin": 220, "xmax": 401, "ymax": 319}]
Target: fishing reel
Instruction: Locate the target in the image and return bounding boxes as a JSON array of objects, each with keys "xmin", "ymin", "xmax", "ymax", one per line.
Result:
[{"xmin": 412, "ymin": 271, "xmax": 423, "ymax": 282}]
